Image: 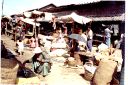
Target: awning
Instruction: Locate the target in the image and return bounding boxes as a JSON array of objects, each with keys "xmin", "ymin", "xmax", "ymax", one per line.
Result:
[
  {"xmin": 23, "ymin": 12, "xmax": 32, "ymax": 18},
  {"xmin": 20, "ymin": 17, "xmax": 40, "ymax": 26},
  {"xmin": 31, "ymin": 10, "xmax": 44, "ymax": 15},
  {"xmin": 44, "ymin": 12, "xmax": 54, "ymax": 21},
  {"xmin": 57, "ymin": 12, "xmax": 92, "ymax": 24},
  {"xmin": 36, "ymin": 12, "xmax": 54, "ymax": 22}
]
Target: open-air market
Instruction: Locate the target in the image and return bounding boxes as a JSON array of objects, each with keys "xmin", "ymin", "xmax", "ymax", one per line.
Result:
[{"xmin": 1, "ymin": 0, "xmax": 125, "ymax": 85}]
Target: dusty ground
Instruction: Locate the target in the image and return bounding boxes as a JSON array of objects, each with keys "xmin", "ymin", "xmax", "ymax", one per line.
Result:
[{"xmin": 1, "ymin": 35, "xmax": 91, "ymax": 85}]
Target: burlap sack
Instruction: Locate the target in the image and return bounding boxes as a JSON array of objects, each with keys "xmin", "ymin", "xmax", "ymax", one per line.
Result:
[{"xmin": 92, "ymin": 59, "xmax": 117, "ymax": 85}]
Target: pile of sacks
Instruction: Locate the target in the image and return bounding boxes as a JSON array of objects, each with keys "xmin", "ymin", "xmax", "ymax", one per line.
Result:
[{"xmin": 84, "ymin": 43, "xmax": 123, "ymax": 85}]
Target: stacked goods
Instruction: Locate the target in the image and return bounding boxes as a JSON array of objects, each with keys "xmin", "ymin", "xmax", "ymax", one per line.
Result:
[
  {"xmin": 1, "ymin": 58, "xmax": 19, "ymax": 84},
  {"xmin": 109, "ymin": 49, "xmax": 122, "ymax": 64},
  {"xmin": 99, "ymin": 49, "xmax": 122, "ymax": 71},
  {"xmin": 83, "ymin": 46, "xmax": 122, "ymax": 83},
  {"xmin": 98, "ymin": 43, "xmax": 108, "ymax": 52},
  {"xmin": 94, "ymin": 51, "xmax": 109, "ymax": 66},
  {"xmin": 94, "ymin": 48, "xmax": 117, "ymax": 66},
  {"xmin": 92, "ymin": 59, "xmax": 117, "ymax": 85},
  {"xmin": 109, "ymin": 49, "xmax": 122, "ymax": 72}
]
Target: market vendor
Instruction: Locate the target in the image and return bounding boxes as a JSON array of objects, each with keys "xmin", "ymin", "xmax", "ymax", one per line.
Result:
[
  {"xmin": 23, "ymin": 47, "xmax": 52, "ymax": 77},
  {"xmin": 104, "ymin": 26, "xmax": 113, "ymax": 48}
]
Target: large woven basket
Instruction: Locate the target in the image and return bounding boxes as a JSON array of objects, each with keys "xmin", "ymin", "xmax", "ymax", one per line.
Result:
[
  {"xmin": 1, "ymin": 58, "xmax": 19, "ymax": 84},
  {"xmin": 84, "ymin": 69, "xmax": 94, "ymax": 81},
  {"xmin": 84, "ymin": 63, "xmax": 95, "ymax": 81}
]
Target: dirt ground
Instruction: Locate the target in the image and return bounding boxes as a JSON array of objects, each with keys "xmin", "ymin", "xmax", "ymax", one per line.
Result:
[{"xmin": 1, "ymin": 35, "xmax": 91, "ymax": 85}]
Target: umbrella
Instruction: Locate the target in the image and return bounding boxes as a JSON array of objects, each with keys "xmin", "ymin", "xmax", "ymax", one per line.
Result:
[{"xmin": 69, "ymin": 34, "xmax": 86, "ymax": 43}]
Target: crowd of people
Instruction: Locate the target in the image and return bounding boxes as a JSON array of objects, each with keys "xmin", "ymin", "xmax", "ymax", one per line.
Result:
[{"xmin": 1, "ymin": 16, "xmax": 125, "ymax": 79}]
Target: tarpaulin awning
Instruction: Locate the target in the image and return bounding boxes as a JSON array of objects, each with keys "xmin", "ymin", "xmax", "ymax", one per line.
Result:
[
  {"xmin": 36, "ymin": 12, "xmax": 54, "ymax": 22},
  {"xmin": 23, "ymin": 12, "xmax": 32, "ymax": 18},
  {"xmin": 57, "ymin": 12, "xmax": 92, "ymax": 24},
  {"xmin": 31, "ymin": 10, "xmax": 44, "ymax": 15},
  {"xmin": 44, "ymin": 12, "xmax": 54, "ymax": 21},
  {"xmin": 20, "ymin": 17, "xmax": 40, "ymax": 26}
]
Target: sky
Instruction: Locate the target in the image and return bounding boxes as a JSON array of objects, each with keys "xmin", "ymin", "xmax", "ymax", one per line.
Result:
[{"xmin": 0, "ymin": 0, "xmax": 101, "ymax": 16}]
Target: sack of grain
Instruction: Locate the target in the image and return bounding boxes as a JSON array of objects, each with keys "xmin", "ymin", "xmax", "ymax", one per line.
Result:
[{"xmin": 92, "ymin": 59, "xmax": 117, "ymax": 85}]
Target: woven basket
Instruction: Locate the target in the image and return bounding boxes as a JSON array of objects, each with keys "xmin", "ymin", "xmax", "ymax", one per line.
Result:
[
  {"xmin": 84, "ymin": 63, "xmax": 95, "ymax": 81},
  {"xmin": 1, "ymin": 58, "xmax": 19, "ymax": 84},
  {"xmin": 67, "ymin": 60, "xmax": 76, "ymax": 66},
  {"xmin": 84, "ymin": 69, "xmax": 94, "ymax": 81}
]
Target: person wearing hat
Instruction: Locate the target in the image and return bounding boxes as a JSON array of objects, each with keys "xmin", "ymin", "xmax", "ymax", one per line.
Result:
[{"xmin": 23, "ymin": 47, "xmax": 51, "ymax": 77}]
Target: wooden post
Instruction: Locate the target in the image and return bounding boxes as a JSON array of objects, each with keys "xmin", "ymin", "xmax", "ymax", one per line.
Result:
[
  {"xmin": 5, "ymin": 22, "xmax": 7, "ymax": 36},
  {"xmin": 34, "ymin": 19, "xmax": 37, "ymax": 38},
  {"xmin": 71, "ymin": 21, "xmax": 75, "ymax": 57},
  {"xmin": 34, "ymin": 19, "xmax": 38, "ymax": 47},
  {"xmin": 14, "ymin": 27, "xmax": 16, "ymax": 41}
]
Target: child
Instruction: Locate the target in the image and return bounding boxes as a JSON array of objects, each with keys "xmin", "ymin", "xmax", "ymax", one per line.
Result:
[{"xmin": 17, "ymin": 39, "xmax": 24, "ymax": 55}]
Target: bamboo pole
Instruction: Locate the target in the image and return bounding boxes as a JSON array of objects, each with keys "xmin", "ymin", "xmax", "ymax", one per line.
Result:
[{"xmin": 34, "ymin": 19, "xmax": 37, "ymax": 47}]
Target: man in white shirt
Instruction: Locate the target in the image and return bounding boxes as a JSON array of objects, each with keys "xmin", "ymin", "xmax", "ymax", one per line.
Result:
[
  {"xmin": 104, "ymin": 26, "xmax": 113, "ymax": 48},
  {"xmin": 86, "ymin": 26, "xmax": 93, "ymax": 52}
]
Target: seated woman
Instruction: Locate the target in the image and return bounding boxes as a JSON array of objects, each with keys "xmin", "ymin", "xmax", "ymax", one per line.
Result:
[{"xmin": 23, "ymin": 47, "xmax": 52, "ymax": 77}]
